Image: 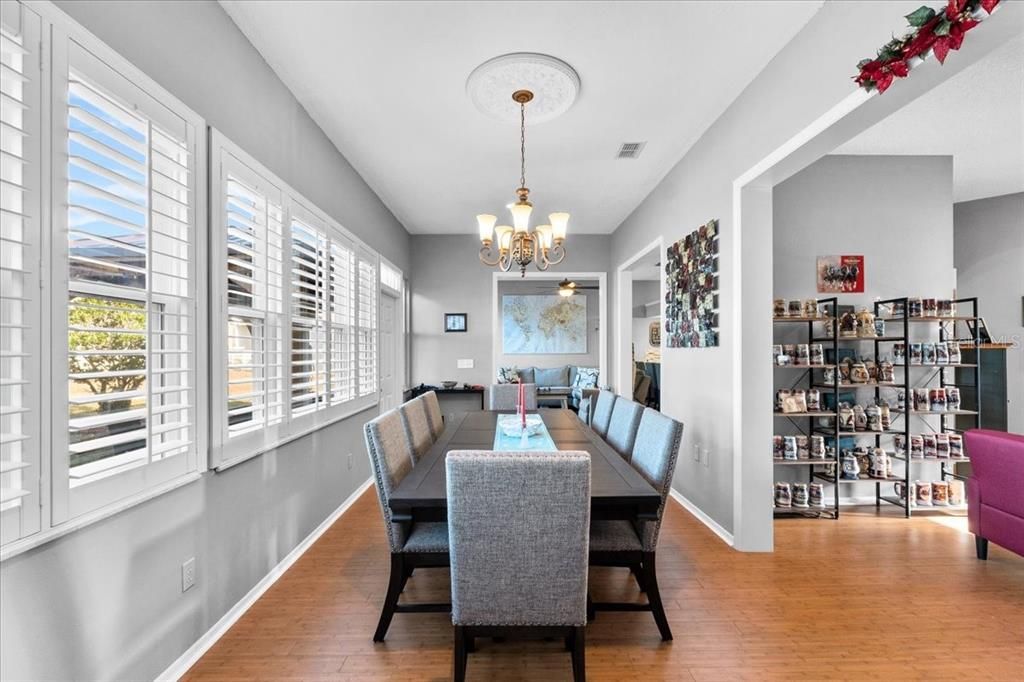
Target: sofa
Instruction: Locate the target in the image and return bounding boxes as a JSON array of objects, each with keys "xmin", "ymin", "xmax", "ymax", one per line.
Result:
[
  {"xmin": 496, "ymin": 365, "xmax": 599, "ymax": 410},
  {"xmin": 964, "ymin": 429, "xmax": 1024, "ymax": 560}
]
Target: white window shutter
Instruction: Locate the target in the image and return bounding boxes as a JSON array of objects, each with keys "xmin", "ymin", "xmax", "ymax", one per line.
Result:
[
  {"xmin": 357, "ymin": 249, "xmax": 378, "ymax": 398},
  {"xmin": 0, "ymin": 5, "xmax": 42, "ymax": 545},
  {"xmin": 53, "ymin": 40, "xmax": 200, "ymax": 522}
]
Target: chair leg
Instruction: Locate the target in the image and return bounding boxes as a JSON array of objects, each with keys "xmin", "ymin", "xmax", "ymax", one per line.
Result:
[
  {"xmin": 373, "ymin": 554, "xmax": 405, "ymax": 642},
  {"xmin": 975, "ymin": 536, "xmax": 989, "ymax": 560},
  {"xmin": 586, "ymin": 593, "xmax": 595, "ymax": 622},
  {"xmin": 453, "ymin": 626, "xmax": 467, "ymax": 682},
  {"xmin": 571, "ymin": 625, "xmax": 586, "ymax": 682},
  {"xmin": 641, "ymin": 551, "xmax": 673, "ymax": 641},
  {"xmin": 631, "ymin": 563, "xmax": 647, "ymax": 592}
]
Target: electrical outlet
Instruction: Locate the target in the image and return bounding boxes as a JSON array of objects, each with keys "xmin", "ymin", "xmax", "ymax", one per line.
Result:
[
  {"xmin": 702, "ymin": 447, "xmax": 710, "ymax": 468},
  {"xmin": 347, "ymin": 452, "xmax": 353, "ymax": 470},
  {"xmin": 181, "ymin": 557, "xmax": 196, "ymax": 593},
  {"xmin": 693, "ymin": 443, "xmax": 701, "ymax": 462}
]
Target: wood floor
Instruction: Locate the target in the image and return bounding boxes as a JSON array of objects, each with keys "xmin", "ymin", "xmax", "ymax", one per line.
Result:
[{"xmin": 184, "ymin": 492, "xmax": 1024, "ymax": 681}]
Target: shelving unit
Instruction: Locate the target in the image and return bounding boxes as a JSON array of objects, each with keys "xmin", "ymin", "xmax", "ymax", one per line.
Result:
[
  {"xmin": 772, "ymin": 297, "xmax": 839, "ymax": 519},
  {"xmin": 772, "ymin": 296, "xmax": 981, "ymax": 520},
  {"xmin": 872, "ymin": 297, "xmax": 981, "ymax": 516}
]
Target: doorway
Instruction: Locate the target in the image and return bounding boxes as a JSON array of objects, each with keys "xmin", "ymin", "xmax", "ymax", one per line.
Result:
[{"xmin": 614, "ymin": 239, "xmax": 663, "ymax": 404}]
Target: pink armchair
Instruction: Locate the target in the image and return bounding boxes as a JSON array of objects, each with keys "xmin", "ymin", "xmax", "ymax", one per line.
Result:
[{"xmin": 964, "ymin": 429, "xmax": 1024, "ymax": 560}]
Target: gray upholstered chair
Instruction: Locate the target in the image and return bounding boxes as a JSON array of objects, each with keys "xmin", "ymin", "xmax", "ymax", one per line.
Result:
[
  {"xmin": 446, "ymin": 450, "xmax": 590, "ymax": 682},
  {"xmin": 399, "ymin": 398, "xmax": 434, "ymax": 462},
  {"xmin": 421, "ymin": 391, "xmax": 444, "ymax": 439},
  {"xmin": 364, "ymin": 410, "xmax": 450, "ymax": 642},
  {"xmin": 605, "ymin": 398, "xmax": 644, "ymax": 461},
  {"xmin": 577, "ymin": 395, "xmax": 593, "ymax": 426},
  {"xmin": 590, "ymin": 390, "xmax": 617, "ymax": 437},
  {"xmin": 488, "ymin": 382, "xmax": 538, "ymax": 411},
  {"xmin": 589, "ymin": 407, "xmax": 683, "ymax": 641}
]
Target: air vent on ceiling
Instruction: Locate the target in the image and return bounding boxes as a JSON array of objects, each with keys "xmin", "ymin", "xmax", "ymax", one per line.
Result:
[
  {"xmin": 614, "ymin": 140, "xmax": 647, "ymax": 157},
  {"xmin": 616, "ymin": 141, "xmax": 646, "ymax": 159}
]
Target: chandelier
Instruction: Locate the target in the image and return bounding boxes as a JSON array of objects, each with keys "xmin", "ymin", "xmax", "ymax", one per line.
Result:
[{"xmin": 477, "ymin": 89, "xmax": 569, "ymax": 276}]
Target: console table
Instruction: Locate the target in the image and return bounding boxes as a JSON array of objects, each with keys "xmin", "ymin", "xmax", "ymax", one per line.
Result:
[{"xmin": 404, "ymin": 385, "xmax": 485, "ymax": 410}]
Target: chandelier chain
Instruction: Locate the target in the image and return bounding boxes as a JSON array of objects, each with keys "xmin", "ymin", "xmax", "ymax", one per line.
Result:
[{"xmin": 519, "ymin": 102, "xmax": 526, "ymax": 189}]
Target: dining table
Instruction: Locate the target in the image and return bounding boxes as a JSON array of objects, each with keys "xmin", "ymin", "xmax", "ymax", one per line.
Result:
[{"xmin": 389, "ymin": 409, "xmax": 662, "ymax": 523}]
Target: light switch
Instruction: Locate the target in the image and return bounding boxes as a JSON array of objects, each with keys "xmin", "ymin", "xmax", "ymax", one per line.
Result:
[{"xmin": 457, "ymin": 359, "xmax": 474, "ymax": 369}]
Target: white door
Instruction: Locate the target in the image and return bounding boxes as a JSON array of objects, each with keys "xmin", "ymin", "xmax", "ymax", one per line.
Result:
[{"xmin": 380, "ymin": 293, "xmax": 398, "ymax": 410}]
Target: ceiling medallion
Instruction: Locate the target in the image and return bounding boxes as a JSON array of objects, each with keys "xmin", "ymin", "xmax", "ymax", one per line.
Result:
[{"xmin": 466, "ymin": 52, "xmax": 581, "ymax": 124}]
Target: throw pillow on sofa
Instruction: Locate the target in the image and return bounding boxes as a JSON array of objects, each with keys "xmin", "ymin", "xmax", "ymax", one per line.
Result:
[
  {"xmin": 517, "ymin": 367, "xmax": 536, "ymax": 384},
  {"xmin": 534, "ymin": 366, "xmax": 569, "ymax": 388},
  {"xmin": 573, "ymin": 367, "xmax": 599, "ymax": 388},
  {"xmin": 497, "ymin": 366, "xmax": 520, "ymax": 384}
]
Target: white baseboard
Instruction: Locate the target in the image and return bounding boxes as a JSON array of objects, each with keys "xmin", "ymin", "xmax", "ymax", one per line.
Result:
[
  {"xmin": 156, "ymin": 477, "xmax": 374, "ymax": 682},
  {"xmin": 668, "ymin": 487, "xmax": 734, "ymax": 547}
]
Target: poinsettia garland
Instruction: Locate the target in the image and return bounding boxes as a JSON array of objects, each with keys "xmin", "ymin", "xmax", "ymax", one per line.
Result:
[{"xmin": 855, "ymin": 0, "xmax": 1001, "ymax": 93}]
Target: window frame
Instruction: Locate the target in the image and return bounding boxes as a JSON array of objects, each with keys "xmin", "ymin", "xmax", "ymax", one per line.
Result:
[{"xmin": 209, "ymin": 131, "xmax": 379, "ymax": 472}]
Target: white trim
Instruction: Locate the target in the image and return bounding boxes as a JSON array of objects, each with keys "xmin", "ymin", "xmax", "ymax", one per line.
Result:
[
  {"xmin": 491, "ymin": 271, "xmax": 607, "ymax": 385},
  {"xmin": 669, "ymin": 487, "xmax": 733, "ymax": 547},
  {"xmin": 614, "ymin": 237, "xmax": 662, "ymax": 395},
  {"xmin": 1, "ymin": 471, "xmax": 202, "ymax": 562},
  {"xmin": 155, "ymin": 477, "xmax": 374, "ymax": 682}
]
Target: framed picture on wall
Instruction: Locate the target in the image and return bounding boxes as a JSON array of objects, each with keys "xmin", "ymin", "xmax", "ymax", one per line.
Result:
[
  {"xmin": 444, "ymin": 313, "xmax": 467, "ymax": 332},
  {"xmin": 817, "ymin": 255, "xmax": 865, "ymax": 293}
]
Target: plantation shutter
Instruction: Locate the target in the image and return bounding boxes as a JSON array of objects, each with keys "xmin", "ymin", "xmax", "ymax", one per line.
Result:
[
  {"xmin": 328, "ymin": 235, "xmax": 356, "ymax": 406},
  {"xmin": 0, "ymin": 5, "xmax": 42, "ymax": 545},
  {"xmin": 356, "ymin": 249, "xmax": 378, "ymax": 398},
  {"xmin": 289, "ymin": 208, "xmax": 328, "ymax": 417},
  {"xmin": 55, "ymin": 40, "xmax": 198, "ymax": 521},
  {"xmin": 224, "ymin": 167, "xmax": 285, "ymax": 435}
]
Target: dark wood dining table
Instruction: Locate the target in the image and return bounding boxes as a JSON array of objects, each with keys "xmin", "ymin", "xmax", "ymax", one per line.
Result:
[{"xmin": 389, "ymin": 409, "xmax": 662, "ymax": 523}]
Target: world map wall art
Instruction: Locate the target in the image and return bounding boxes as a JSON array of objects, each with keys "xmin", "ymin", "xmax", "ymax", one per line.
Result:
[
  {"xmin": 665, "ymin": 218, "xmax": 719, "ymax": 348},
  {"xmin": 502, "ymin": 295, "xmax": 588, "ymax": 354}
]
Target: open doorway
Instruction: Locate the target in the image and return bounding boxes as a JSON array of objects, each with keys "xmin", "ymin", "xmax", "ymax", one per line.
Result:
[
  {"xmin": 491, "ymin": 271, "xmax": 608, "ymax": 412},
  {"xmin": 615, "ymin": 239, "xmax": 663, "ymax": 409}
]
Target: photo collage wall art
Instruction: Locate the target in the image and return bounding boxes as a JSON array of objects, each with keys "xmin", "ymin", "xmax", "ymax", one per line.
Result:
[{"xmin": 665, "ymin": 218, "xmax": 719, "ymax": 348}]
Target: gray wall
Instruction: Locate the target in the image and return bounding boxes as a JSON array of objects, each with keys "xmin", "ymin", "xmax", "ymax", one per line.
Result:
[
  {"xmin": 954, "ymin": 192, "xmax": 1024, "ymax": 434},
  {"xmin": 410, "ymin": 234, "xmax": 612, "ymax": 387},
  {"xmin": 1, "ymin": 2, "xmax": 409, "ymax": 680},
  {"xmin": 607, "ymin": 1, "xmax": 1020, "ymax": 542},
  {"xmin": 773, "ymin": 154, "xmax": 955, "ymax": 497},
  {"xmin": 496, "ymin": 279, "xmax": 601, "ymax": 373}
]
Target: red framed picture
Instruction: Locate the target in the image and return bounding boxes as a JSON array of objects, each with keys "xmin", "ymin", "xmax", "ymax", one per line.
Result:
[{"xmin": 816, "ymin": 255, "xmax": 864, "ymax": 293}]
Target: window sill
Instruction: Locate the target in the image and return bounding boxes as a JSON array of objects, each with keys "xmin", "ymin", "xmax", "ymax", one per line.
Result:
[
  {"xmin": 0, "ymin": 470, "xmax": 202, "ymax": 562},
  {"xmin": 213, "ymin": 401, "xmax": 378, "ymax": 472}
]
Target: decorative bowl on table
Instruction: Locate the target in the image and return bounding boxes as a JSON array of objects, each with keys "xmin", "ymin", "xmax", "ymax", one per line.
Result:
[
  {"xmin": 441, "ymin": 381, "xmax": 458, "ymax": 389},
  {"xmin": 498, "ymin": 414, "xmax": 544, "ymax": 438}
]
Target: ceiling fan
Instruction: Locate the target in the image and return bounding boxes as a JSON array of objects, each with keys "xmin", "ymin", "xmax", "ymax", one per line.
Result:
[{"xmin": 555, "ymin": 278, "xmax": 600, "ymax": 297}]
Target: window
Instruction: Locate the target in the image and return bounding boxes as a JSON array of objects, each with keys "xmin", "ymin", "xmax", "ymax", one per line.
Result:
[
  {"xmin": 52, "ymin": 40, "xmax": 202, "ymax": 522},
  {"xmin": 2, "ymin": 1, "xmax": 206, "ymax": 553},
  {"xmin": 0, "ymin": 4, "xmax": 42, "ymax": 546},
  {"xmin": 210, "ymin": 133, "xmax": 379, "ymax": 469},
  {"xmin": 380, "ymin": 261, "xmax": 402, "ymax": 293}
]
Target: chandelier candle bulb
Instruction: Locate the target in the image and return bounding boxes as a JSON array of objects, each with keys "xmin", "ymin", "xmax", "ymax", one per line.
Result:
[
  {"xmin": 550, "ymin": 212, "xmax": 569, "ymax": 242},
  {"xmin": 477, "ymin": 214, "xmax": 497, "ymax": 243},
  {"xmin": 535, "ymin": 224, "xmax": 552, "ymax": 250}
]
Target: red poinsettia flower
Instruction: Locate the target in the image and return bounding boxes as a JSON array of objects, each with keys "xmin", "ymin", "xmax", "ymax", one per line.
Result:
[
  {"xmin": 946, "ymin": 0, "xmax": 967, "ymax": 20},
  {"xmin": 902, "ymin": 16, "xmax": 942, "ymax": 58},
  {"xmin": 981, "ymin": 0, "xmax": 1001, "ymax": 14}
]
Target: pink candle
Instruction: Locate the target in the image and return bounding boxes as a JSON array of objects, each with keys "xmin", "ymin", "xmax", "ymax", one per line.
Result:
[{"xmin": 519, "ymin": 382, "xmax": 526, "ymax": 426}]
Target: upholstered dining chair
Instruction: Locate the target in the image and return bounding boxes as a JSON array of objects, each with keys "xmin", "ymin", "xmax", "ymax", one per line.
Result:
[
  {"xmin": 588, "ymin": 407, "xmax": 683, "ymax": 641},
  {"xmin": 488, "ymin": 383, "xmax": 538, "ymax": 411},
  {"xmin": 590, "ymin": 390, "xmax": 617, "ymax": 437},
  {"xmin": 421, "ymin": 391, "xmax": 444, "ymax": 439},
  {"xmin": 364, "ymin": 410, "xmax": 450, "ymax": 642},
  {"xmin": 446, "ymin": 451, "xmax": 591, "ymax": 682},
  {"xmin": 399, "ymin": 398, "xmax": 434, "ymax": 462},
  {"xmin": 605, "ymin": 398, "xmax": 644, "ymax": 461}
]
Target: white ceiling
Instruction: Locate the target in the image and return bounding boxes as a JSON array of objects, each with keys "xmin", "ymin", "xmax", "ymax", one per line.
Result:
[
  {"xmin": 835, "ymin": 36, "xmax": 1024, "ymax": 203},
  {"xmin": 220, "ymin": 1, "xmax": 823, "ymax": 234}
]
